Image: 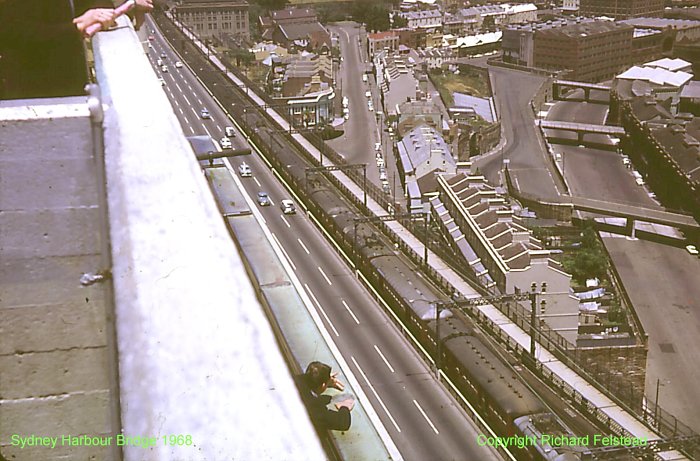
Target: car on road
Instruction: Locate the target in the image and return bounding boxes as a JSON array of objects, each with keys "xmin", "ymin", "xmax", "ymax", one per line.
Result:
[
  {"xmin": 161, "ymin": 65, "xmax": 168, "ymax": 73},
  {"xmin": 158, "ymin": 78, "xmax": 165, "ymax": 86},
  {"xmin": 382, "ymin": 181, "xmax": 391, "ymax": 195},
  {"xmin": 200, "ymin": 108, "xmax": 211, "ymax": 119},
  {"xmin": 635, "ymin": 177, "xmax": 645, "ymax": 186},
  {"xmin": 157, "ymin": 59, "xmax": 163, "ymax": 66},
  {"xmin": 175, "ymin": 61, "xmax": 183, "ymax": 68},
  {"xmin": 160, "ymin": 52, "xmax": 166, "ymax": 59},
  {"xmin": 280, "ymin": 199, "xmax": 296, "ymax": 215},
  {"xmin": 376, "ymin": 157, "xmax": 384, "ymax": 167},
  {"xmin": 257, "ymin": 192, "xmax": 271, "ymax": 206},
  {"xmin": 219, "ymin": 137, "xmax": 232, "ymax": 149},
  {"xmin": 225, "ymin": 126, "xmax": 236, "ymax": 137},
  {"xmin": 375, "ymin": 142, "xmax": 381, "ymax": 151},
  {"xmin": 686, "ymin": 244, "xmax": 699, "ymax": 256},
  {"xmin": 148, "ymin": 35, "xmax": 155, "ymax": 41},
  {"xmin": 239, "ymin": 163, "xmax": 252, "ymax": 177}
]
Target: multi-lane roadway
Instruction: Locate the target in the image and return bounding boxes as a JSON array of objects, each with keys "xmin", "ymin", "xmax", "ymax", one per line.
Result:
[{"xmin": 143, "ymin": 18, "xmax": 502, "ymax": 461}]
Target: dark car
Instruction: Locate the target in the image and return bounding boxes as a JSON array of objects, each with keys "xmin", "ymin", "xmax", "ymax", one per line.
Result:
[{"xmin": 257, "ymin": 192, "xmax": 271, "ymax": 206}]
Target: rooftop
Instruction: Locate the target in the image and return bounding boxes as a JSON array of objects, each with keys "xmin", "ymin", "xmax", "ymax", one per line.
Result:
[{"xmin": 619, "ymin": 17, "xmax": 700, "ymax": 30}]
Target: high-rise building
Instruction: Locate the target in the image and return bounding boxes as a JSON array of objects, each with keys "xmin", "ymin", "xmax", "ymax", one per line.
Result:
[
  {"xmin": 534, "ymin": 20, "xmax": 634, "ymax": 82},
  {"xmin": 579, "ymin": 0, "xmax": 664, "ymax": 19}
]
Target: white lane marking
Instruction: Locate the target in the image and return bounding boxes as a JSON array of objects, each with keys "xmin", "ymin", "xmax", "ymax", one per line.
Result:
[
  {"xmin": 183, "ymin": 94, "xmax": 191, "ymax": 105},
  {"xmin": 341, "ymin": 299, "xmax": 360, "ymax": 325},
  {"xmin": 197, "ymin": 97, "xmax": 203, "ymax": 105},
  {"xmin": 374, "ymin": 345, "xmax": 395, "ymax": 373},
  {"xmin": 413, "ymin": 400, "xmax": 439, "ymax": 435},
  {"xmin": 351, "ymin": 356, "xmax": 401, "ymax": 433},
  {"xmin": 280, "ymin": 215, "xmax": 290, "ymax": 228},
  {"xmin": 304, "ymin": 283, "xmax": 339, "ymax": 337},
  {"xmin": 178, "ymin": 107, "xmax": 183, "ymax": 115},
  {"xmin": 253, "ymin": 177, "xmax": 261, "ymax": 188},
  {"xmin": 202, "ymin": 124, "xmax": 212, "ymax": 137},
  {"xmin": 216, "ymin": 124, "xmax": 222, "ymax": 132},
  {"xmin": 298, "ymin": 238, "xmax": 310, "ymax": 255},
  {"xmin": 271, "ymin": 233, "xmax": 294, "ymax": 270},
  {"xmin": 318, "ymin": 266, "xmax": 332, "ymax": 286},
  {"xmin": 175, "ymin": 82, "xmax": 182, "ymax": 92},
  {"xmin": 190, "ymin": 107, "xmax": 198, "ymax": 118}
]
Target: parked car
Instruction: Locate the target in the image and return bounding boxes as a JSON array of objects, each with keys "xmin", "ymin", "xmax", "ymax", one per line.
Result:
[
  {"xmin": 200, "ymin": 109, "xmax": 211, "ymax": 119},
  {"xmin": 239, "ymin": 162, "xmax": 252, "ymax": 177},
  {"xmin": 219, "ymin": 137, "xmax": 232, "ymax": 149},
  {"xmin": 257, "ymin": 192, "xmax": 271, "ymax": 206},
  {"xmin": 686, "ymin": 244, "xmax": 699, "ymax": 256},
  {"xmin": 280, "ymin": 199, "xmax": 296, "ymax": 215}
]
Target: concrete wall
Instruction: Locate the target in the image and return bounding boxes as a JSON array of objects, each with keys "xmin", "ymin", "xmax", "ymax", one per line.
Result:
[{"xmin": 0, "ymin": 98, "xmax": 119, "ymax": 460}]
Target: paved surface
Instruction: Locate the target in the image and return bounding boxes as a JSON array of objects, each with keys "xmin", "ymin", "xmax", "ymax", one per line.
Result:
[
  {"xmin": 152, "ymin": 24, "xmax": 501, "ymax": 461},
  {"xmin": 327, "ymin": 24, "xmax": 382, "ymax": 182},
  {"xmin": 544, "ymin": 95, "xmax": 658, "ymax": 207},
  {"xmin": 603, "ymin": 237, "xmax": 700, "ymax": 433},
  {"xmin": 474, "ymin": 66, "xmax": 562, "ymax": 200}
]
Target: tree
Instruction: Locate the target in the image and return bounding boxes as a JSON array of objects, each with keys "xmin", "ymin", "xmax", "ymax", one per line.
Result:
[
  {"xmin": 392, "ymin": 14, "xmax": 407, "ymax": 28},
  {"xmin": 251, "ymin": 0, "xmax": 288, "ymax": 10},
  {"xmin": 482, "ymin": 15, "xmax": 495, "ymax": 31},
  {"xmin": 352, "ymin": 0, "xmax": 390, "ymax": 32}
]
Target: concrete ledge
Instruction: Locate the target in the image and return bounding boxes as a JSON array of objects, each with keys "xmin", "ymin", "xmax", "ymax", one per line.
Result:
[{"xmin": 93, "ymin": 17, "xmax": 324, "ymax": 460}]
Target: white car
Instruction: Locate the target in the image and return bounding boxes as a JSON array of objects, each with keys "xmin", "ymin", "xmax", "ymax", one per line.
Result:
[
  {"xmin": 280, "ymin": 199, "xmax": 296, "ymax": 215},
  {"xmin": 239, "ymin": 163, "xmax": 252, "ymax": 177},
  {"xmin": 220, "ymin": 137, "xmax": 232, "ymax": 149},
  {"xmin": 161, "ymin": 65, "xmax": 168, "ymax": 73},
  {"xmin": 686, "ymin": 245, "xmax": 699, "ymax": 256},
  {"xmin": 175, "ymin": 61, "xmax": 183, "ymax": 68},
  {"xmin": 375, "ymin": 142, "xmax": 381, "ymax": 151},
  {"xmin": 225, "ymin": 126, "xmax": 236, "ymax": 137},
  {"xmin": 157, "ymin": 58, "xmax": 163, "ymax": 66},
  {"xmin": 158, "ymin": 78, "xmax": 166, "ymax": 86}
]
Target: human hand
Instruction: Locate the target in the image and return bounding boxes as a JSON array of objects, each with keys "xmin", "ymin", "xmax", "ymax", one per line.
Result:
[
  {"xmin": 73, "ymin": 8, "xmax": 116, "ymax": 36},
  {"xmin": 328, "ymin": 372, "xmax": 344, "ymax": 391},
  {"xmin": 133, "ymin": 0, "xmax": 154, "ymax": 30},
  {"xmin": 335, "ymin": 398, "xmax": 355, "ymax": 411}
]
